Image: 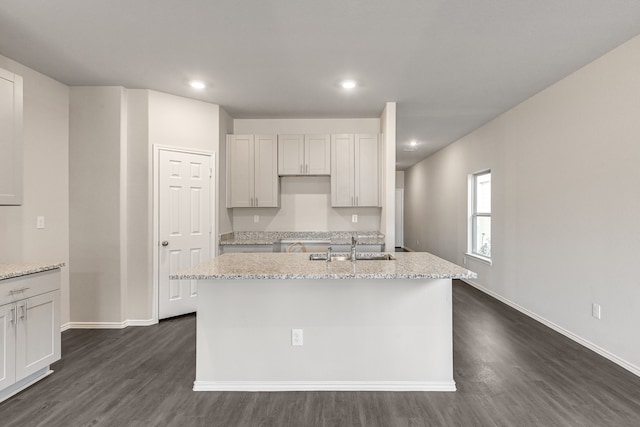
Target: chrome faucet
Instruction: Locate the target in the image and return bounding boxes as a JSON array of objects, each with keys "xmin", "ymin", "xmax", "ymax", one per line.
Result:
[{"xmin": 351, "ymin": 236, "xmax": 357, "ymax": 262}]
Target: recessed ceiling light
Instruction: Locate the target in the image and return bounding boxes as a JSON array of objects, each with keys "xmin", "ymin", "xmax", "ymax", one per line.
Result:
[
  {"xmin": 341, "ymin": 80, "xmax": 357, "ymax": 90},
  {"xmin": 404, "ymin": 140, "xmax": 419, "ymax": 152},
  {"xmin": 189, "ymin": 80, "xmax": 206, "ymax": 90}
]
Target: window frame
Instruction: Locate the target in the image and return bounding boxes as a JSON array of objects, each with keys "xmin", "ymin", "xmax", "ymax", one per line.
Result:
[{"xmin": 467, "ymin": 170, "xmax": 492, "ymax": 264}]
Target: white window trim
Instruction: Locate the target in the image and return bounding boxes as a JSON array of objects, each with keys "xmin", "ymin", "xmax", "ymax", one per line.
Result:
[
  {"xmin": 468, "ymin": 169, "xmax": 491, "ymax": 262},
  {"xmin": 465, "ymin": 252, "xmax": 492, "ymax": 265}
]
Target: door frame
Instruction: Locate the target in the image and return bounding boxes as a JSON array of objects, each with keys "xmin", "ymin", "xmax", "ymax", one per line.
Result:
[
  {"xmin": 152, "ymin": 145, "xmax": 216, "ymax": 323},
  {"xmin": 395, "ymin": 188, "xmax": 404, "ymax": 248}
]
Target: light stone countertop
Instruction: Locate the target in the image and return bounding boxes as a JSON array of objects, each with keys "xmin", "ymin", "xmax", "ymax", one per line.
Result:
[
  {"xmin": 172, "ymin": 252, "xmax": 477, "ymax": 280},
  {"xmin": 0, "ymin": 262, "xmax": 65, "ymax": 281}
]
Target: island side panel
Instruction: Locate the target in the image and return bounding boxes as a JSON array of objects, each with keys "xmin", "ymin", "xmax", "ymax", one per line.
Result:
[{"xmin": 195, "ymin": 278, "xmax": 454, "ymax": 391}]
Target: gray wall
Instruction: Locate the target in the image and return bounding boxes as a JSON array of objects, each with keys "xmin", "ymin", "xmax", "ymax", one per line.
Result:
[
  {"xmin": 69, "ymin": 88, "xmax": 223, "ymax": 325},
  {"xmin": 69, "ymin": 87, "xmax": 126, "ymax": 323},
  {"xmin": 0, "ymin": 54, "xmax": 70, "ymax": 325},
  {"xmin": 404, "ymin": 34, "xmax": 640, "ymax": 375}
]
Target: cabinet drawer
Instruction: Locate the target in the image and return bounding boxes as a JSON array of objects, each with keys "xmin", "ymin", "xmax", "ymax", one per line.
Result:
[{"xmin": 0, "ymin": 270, "xmax": 61, "ymax": 306}]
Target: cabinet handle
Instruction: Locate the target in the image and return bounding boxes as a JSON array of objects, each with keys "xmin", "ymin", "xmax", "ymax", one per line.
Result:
[
  {"xmin": 9, "ymin": 287, "xmax": 30, "ymax": 294},
  {"xmin": 351, "ymin": 196, "xmax": 354, "ymax": 206},
  {"xmin": 255, "ymin": 197, "xmax": 258, "ymax": 206},
  {"xmin": 300, "ymin": 164, "xmax": 303, "ymax": 174},
  {"xmin": 356, "ymin": 196, "xmax": 359, "ymax": 206},
  {"xmin": 10, "ymin": 307, "xmax": 15, "ymax": 324},
  {"xmin": 306, "ymin": 164, "xmax": 309, "ymax": 174},
  {"xmin": 20, "ymin": 303, "xmax": 26, "ymax": 321}
]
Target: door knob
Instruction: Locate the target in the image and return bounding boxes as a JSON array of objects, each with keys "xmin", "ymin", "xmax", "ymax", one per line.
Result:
[{"xmin": 161, "ymin": 241, "xmax": 169, "ymax": 246}]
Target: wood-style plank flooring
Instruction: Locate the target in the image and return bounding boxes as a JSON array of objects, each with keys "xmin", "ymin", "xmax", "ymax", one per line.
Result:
[{"xmin": 1, "ymin": 281, "xmax": 639, "ymax": 426}]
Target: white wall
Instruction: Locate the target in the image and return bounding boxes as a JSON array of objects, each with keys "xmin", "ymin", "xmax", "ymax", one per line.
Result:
[
  {"xmin": 396, "ymin": 171, "xmax": 405, "ymax": 189},
  {"xmin": 69, "ymin": 86, "xmax": 125, "ymax": 323},
  {"xmin": 126, "ymin": 89, "xmax": 151, "ymax": 321},
  {"xmin": 404, "ymin": 34, "xmax": 640, "ymax": 375},
  {"xmin": 380, "ymin": 102, "xmax": 396, "ymax": 251},
  {"xmin": 218, "ymin": 108, "xmax": 234, "ymax": 240},
  {"xmin": 234, "ymin": 118, "xmax": 380, "ymax": 135},
  {"xmin": 69, "ymin": 88, "xmax": 223, "ymax": 325},
  {"xmin": 0, "ymin": 54, "xmax": 70, "ymax": 325},
  {"xmin": 231, "ymin": 118, "xmax": 383, "ymax": 232}
]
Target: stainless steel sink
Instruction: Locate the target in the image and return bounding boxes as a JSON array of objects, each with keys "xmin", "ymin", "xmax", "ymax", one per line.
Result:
[
  {"xmin": 355, "ymin": 253, "xmax": 395, "ymax": 261},
  {"xmin": 308, "ymin": 253, "xmax": 395, "ymax": 261}
]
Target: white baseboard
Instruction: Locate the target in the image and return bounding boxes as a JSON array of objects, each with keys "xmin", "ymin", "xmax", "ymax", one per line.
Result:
[
  {"xmin": 63, "ymin": 318, "xmax": 157, "ymax": 330},
  {"xmin": 462, "ymin": 279, "xmax": 640, "ymax": 378},
  {"xmin": 126, "ymin": 319, "xmax": 157, "ymax": 327},
  {"xmin": 193, "ymin": 380, "xmax": 456, "ymax": 392}
]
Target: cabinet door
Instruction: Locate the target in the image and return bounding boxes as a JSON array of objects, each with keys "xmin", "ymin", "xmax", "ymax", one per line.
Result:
[
  {"xmin": 331, "ymin": 134, "xmax": 355, "ymax": 207},
  {"xmin": 354, "ymin": 134, "xmax": 379, "ymax": 207},
  {"xmin": 305, "ymin": 134, "xmax": 331, "ymax": 175},
  {"xmin": 15, "ymin": 291, "xmax": 61, "ymax": 380},
  {"xmin": 254, "ymin": 134, "xmax": 279, "ymax": 207},
  {"xmin": 0, "ymin": 68, "xmax": 23, "ymax": 206},
  {"xmin": 227, "ymin": 135, "xmax": 255, "ymax": 207},
  {"xmin": 278, "ymin": 134, "xmax": 304, "ymax": 176},
  {"xmin": 0, "ymin": 303, "xmax": 16, "ymax": 390}
]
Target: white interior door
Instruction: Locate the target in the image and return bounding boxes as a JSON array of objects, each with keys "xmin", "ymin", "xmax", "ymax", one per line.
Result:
[
  {"xmin": 159, "ymin": 150, "xmax": 211, "ymax": 319},
  {"xmin": 395, "ymin": 188, "xmax": 404, "ymax": 248}
]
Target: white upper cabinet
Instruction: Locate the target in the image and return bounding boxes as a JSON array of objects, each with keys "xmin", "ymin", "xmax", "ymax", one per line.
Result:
[
  {"xmin": 0, "ymin": 68, "xmax": 23, "ymax": 206},
  {"xmin": 227, "ymin": 134, "xmax": 279, "ymax": 208},
  {"xmin": 331, "ymin": 134, "xmax": 379, "ymax": 207},
  {"xmin": 278, "ymin": 134, "xmax": 330, "ymax": 176},
  {"xmin": 278, "ymin": 134, "xmax": 305, "ymax": 175}
]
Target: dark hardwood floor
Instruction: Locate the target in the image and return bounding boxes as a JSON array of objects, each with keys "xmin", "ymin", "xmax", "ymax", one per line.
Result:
[{"xmin": 2, "ymin": 281, "xmax": 640, "ymax": 426}]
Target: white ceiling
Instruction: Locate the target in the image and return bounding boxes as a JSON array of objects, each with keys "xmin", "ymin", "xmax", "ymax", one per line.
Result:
[{"xmin": 2, "ymin": 1, "xmax": 640, "ymax": 169}]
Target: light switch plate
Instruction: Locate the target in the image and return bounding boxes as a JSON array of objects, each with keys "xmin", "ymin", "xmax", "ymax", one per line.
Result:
[
  {"xmin": 36, "ymin": 216, "xmax": 45, "ymax": 229},
  {"xmin": 352, "ymin": 214, "xmax": 358, "ymax": 223},
  {"xmin": 254, "ymin": 215, "xmax": 259, "ymax": 223},
  {"xmin": 592, "ymin": 303, "xmax": 601, "ymax": 319}
]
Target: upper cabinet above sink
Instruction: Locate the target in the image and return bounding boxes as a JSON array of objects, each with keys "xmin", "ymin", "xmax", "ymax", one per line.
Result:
[
  {"xmin": 0, "ymin": 68, "xmax": 23, "ymax": 206},
  {"xmin": 331, "ymin": 134, "xmax": 380, "ymax": 207},
  {"xmin": 278, "ymin": 134, "xmax": 330, "ymax": 176}
]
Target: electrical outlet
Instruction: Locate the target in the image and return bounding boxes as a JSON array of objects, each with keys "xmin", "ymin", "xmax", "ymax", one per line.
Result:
[
  {"xmin": 36, "ymin": 216, "xmax": 45, "ymax": 229},
  {"xmin": 291, "ymin": 329, "xmax": 304, "ymax": 346},
  {"xmin": 592, "ymin": 303, "xmax": 601, "ymax": 320},
  {"xmin": 253, "ymin": 215, "xmax": 259, "ymax": 223},
  {"xmin": 351, "ymin": 214, "xmax": 358, "ymax": 223}
]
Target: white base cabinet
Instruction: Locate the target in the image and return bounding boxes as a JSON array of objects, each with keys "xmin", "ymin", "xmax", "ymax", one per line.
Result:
[{"xmin": 0, "ymin": 269, "xmax": 61, "ymax": 403}]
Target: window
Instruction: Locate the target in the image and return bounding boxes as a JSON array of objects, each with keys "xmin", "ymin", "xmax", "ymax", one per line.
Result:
[{"xmin": 470, "ymin": 171, "xmax": 491, "ymax": 259}]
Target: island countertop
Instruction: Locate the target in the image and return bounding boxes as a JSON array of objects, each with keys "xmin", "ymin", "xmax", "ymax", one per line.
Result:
[{"xmin": 172, "ymin": 252, "xmax": 476, "ymax": 281}]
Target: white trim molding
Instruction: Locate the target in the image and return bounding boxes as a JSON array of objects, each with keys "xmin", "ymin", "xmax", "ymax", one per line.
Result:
[
  {"xmin": 193, "ymin": 381, "xmax": 456, "ymax": 392},
  {"xmin": 63, "ymin": 319, "xmax": 158, "ymax": 330},
  {"xmin": 462, "ymin": 279, "xmax": 640, "ymax": 378}
]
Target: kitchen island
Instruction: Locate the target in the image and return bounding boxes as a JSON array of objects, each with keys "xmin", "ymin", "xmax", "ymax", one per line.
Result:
[{"xmin": 172, "ymin": 252, "xmax": 476, "ymax": 392}]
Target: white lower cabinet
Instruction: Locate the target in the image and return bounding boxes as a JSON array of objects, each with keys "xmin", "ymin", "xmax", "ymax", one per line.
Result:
[
  {"xmin": 0, "ymin": 270, "xmax": 61, "ymax": 402},
  {"xmin": 0, "ymin": 302, "xmax": 16, "ymax": 391}
]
